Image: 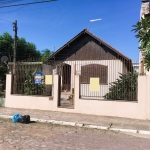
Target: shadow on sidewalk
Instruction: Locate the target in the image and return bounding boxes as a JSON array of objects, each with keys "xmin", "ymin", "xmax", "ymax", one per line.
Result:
[{"xmin": 29, "ymin": 121, "xmax": 37, "ymax": 124}]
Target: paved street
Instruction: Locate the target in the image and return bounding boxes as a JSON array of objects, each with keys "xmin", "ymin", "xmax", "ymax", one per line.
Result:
[{"xmin": 0, "ymin": 118, "xmax": 150, "ymax": 150}]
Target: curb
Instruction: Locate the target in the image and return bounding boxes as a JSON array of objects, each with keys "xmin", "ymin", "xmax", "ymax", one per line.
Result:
[{"xmin": 0, "ymin": 115, "xmax": 150, "ymax": 136}]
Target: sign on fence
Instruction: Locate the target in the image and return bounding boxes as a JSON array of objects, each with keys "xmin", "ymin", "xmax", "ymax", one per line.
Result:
[
  {"xmin": 45, "ymin": 75, "xmax": 52, "ymax": 85},
  {"xmin": 90, "ymin": 78, "xmax": 100, "ymax": 92},
  {"xmin": 34, "ymin": 72, "xmax": 42, "ymax": 84}
]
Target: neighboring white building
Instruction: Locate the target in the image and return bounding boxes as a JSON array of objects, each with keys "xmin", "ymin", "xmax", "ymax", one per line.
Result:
[
  {"xmin": 132, "ymin": 61, "xmax": 139, "ymax": 73},
  {"xmin": 140, "ymin": 0, "xmax": 150, "ymax": 74}
]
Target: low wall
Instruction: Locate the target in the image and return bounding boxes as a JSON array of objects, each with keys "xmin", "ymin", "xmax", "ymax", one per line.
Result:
[
  {"xmin": 5, "ymin": 75, "xmax": 58, "ymax": 110},
  {"xmin": 73, "ymin": 75, "xmax": 150, "ymax": 120},
  {"xmin": 5, "ymin": 74, "xmax": 150, "ymax": 120}
]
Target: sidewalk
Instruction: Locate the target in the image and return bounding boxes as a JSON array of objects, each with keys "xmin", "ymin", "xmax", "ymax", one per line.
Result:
[{"xmin": 0, "ymin": 107, "xmax": 150, "ymax": 135}]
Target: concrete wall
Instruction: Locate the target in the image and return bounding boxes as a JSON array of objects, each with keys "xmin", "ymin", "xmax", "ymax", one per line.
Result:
[
  {"xmin": 5, "ymin": 75, "xmax": 55, "ymax": 110},
  {"xmin": 5, "ymin": 74, "xmax": 150, "ymax": 120}
]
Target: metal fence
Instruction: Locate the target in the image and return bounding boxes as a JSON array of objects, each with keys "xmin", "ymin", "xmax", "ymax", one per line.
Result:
[
  {"xmin": 51, "ymin": 58, "xmax": 138, "ymax": 102},
  {"xmin": 78, "ymin": 59, "xmax": 138, "ymax": 101},
  {"xmin": 9, "ymin": 60, "xmax": 53, "ymax": 96},
  {"xmin": 8, "ymin": 58, "xmax": 138, "ymax": 101}
]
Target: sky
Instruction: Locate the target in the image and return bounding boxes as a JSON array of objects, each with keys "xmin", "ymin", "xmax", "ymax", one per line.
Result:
[{"xmin": 0, "ymin": 0, "xmax": 142, "ymax": 60}]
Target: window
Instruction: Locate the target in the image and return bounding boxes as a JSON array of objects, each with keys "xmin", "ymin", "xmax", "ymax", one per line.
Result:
[{"xmin": 81, "ymin": 64, "xmax": 108, "ymax": 84}]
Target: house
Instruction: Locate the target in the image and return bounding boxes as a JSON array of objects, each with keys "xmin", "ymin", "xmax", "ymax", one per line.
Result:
[
  {"xmin": 47, "ymin": 29, "xmax": 132, "ymax": 101},
  {"xmin": 4, "ymin": 3, "xmax": 150, "ymax": 120}
]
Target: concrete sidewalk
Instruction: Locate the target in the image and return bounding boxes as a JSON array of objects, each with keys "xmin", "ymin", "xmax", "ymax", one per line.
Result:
[{"xmin": 0, "ymin": 107, "xmax": 150, "ymax": 135}]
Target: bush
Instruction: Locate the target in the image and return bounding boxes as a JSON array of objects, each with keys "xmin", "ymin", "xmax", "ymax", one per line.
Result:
[
  {"xmin": 103, "ymin": 71, "xmax": 138, "ymax": 101},
  {"xmin": 23, "ymin": 69, "xmax": 45, "ymax": 95}
]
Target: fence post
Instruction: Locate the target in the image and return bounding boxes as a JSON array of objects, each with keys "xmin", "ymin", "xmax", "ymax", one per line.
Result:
[
  {"xmin": 53, "ymin": 74, "xmax": 59, "ymax": 109},
  {"xmin": 5, "ymin": 74, "xmax": 12, "ymax": 107},
  {"xmin": 74, "ymin": 75, "xmax": 80, "ymax": 109}
]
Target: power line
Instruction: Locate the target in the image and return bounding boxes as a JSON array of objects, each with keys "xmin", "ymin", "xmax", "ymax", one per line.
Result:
[
  {"xmin": 0, "ymin": 0, "xmax": 56, "ymax": 8},
  {"xmin": 0, "ymin": 5, "xmax": 27, "ymax": 13},
  {"xmin": 0, "ymin": 0, "xmax": 24, "ymax": 5},
  {"xmin": 0, "ymin": 0, "xmax": 99, "ymax": 14},
  {"xmin": 0, "ymin": 18, "xmax": 12, "ymax": 23}
]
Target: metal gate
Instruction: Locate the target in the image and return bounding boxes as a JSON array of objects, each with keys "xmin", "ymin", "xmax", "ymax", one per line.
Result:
[{"xmin": 57, "ymin": 63, "xmax": 74, "ymax": 108}]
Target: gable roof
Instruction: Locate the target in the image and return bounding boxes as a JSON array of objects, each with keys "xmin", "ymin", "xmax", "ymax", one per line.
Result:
[{"xmin": 48, "ymin": 29, "xmax": 131, "ymax": 61}]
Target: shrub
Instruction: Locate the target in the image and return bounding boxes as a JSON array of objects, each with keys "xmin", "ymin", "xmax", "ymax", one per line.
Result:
[
  {"xmin": 23, "ymin": 69, "xmax": 45, "ymax": 95},
  {"xmin": 103, "ymin": 71, "xmax": 138, "ymax": 101}
]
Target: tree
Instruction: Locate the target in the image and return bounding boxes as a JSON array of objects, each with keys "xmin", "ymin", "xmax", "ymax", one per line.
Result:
[
  {"xmin": 132, "ymin": 17, "xmax": 150, "ymax": 71},
  {"xmin": 26, "ymin": 42, "xmax": 41, "ymax": 60},
  {"xmin": 0, "ymin": 32, "xmax": 42, "ymax": 87},
  {"xmin": 103, "ymin": 71, "xmax": 138, "ymax": 101},
  {"xmin": 0, "ymin": 62, "xmax": 7, "ymax": 83},
  {"xmin": 17, "ymin": 39, "xmax": 41, "ymax": 61},
  {"xmin": 0, "ymin": 33, "xmax": 13, "ymax": 85},
  {"xmin": 16, "ymin": 38, "xmax": 27, "ymax": 61},
  {"xmin": 0, "ymin": 32, "xmax": 13, "ymax": 61},
  {"xmin": 0, "ymin": 32, "xmax": 41, "ymax": 61},
  {"xmin": 41, "ymin": 49, "xmax": 54, "ymax": 61}
]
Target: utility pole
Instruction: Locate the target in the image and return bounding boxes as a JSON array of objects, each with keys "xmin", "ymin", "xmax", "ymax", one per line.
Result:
[{"xmin": 13, "ymin": 20, "xmax": 17, "ymax": 74}]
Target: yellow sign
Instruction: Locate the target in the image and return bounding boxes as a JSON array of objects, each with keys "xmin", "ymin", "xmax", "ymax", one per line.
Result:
[
  {"xmin": 90, "ymin": 78, "xmax": 100, "ymax": 92},
  {"xmin": 45, "ymin": 75, "xmax": 52, "ymax": 85}
]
